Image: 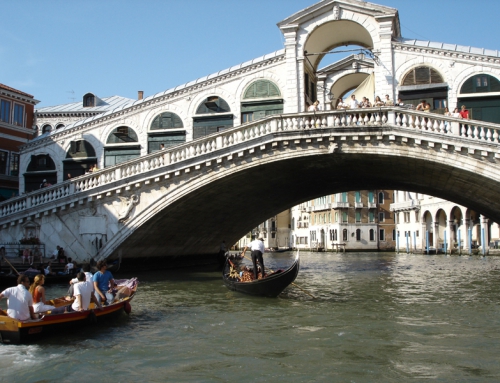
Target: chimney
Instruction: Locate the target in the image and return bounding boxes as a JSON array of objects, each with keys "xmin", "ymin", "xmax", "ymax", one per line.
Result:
[{"xmin": 138, "ymin": 91, "xmax": 144, "ymax": 100}]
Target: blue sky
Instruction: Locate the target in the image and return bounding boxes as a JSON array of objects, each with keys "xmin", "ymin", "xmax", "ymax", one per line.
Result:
[{"xmin": 1, "ymin": 0, "xmax": 498, "ymax": 108}]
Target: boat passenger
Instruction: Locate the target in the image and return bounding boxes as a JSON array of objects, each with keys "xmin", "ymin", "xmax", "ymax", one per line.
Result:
[
  {"xmin": 93, "ymin": 261, "xmax": 115, "ymax": 305},
  {"xmin": 70, "ymin": 272, "xmax": 101, "ymax": 312},
  {"xmin": 238, "ymin": 265, "xmax": 255, "ymax": 282},
  {"xmin": 0, "ymin": 275, "xmax": 38, "ymax": 320},
  {"xmin": 29, "ymin": 274, "xmax": 65, "ymax": 314},
  {"xmin": 67, "ymin": 264, "xmax": 93, "ymax": 298}
]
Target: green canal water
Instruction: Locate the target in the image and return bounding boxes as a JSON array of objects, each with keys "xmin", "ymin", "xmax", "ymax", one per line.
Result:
[{"xmin": 1, "ymin": 251, "xmax": 499, "ymax": 382}]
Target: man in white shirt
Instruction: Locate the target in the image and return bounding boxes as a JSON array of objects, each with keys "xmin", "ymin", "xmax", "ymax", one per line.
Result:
[
  {"xmin": 241, "ymin": 237, "xmax": 266, "ymax": 279},
  {"xmin": 0, "ymin": 275, "xmax": 38, "ymax": 321},
  {"xmin": 349, "ymin": 94, "xmax": 359, "ymax": 109},
  {"xmin": 71, "ymin": 272, "xmax": 101, "ymax": 311}
]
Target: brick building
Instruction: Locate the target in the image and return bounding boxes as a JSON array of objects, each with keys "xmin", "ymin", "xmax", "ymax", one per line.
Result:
[{"xmin": 0, "ymin": 84, "xmax": 38, "ymax": 199}]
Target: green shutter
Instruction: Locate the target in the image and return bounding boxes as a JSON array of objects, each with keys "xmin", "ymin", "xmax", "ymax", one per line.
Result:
[{"xmin": 243, "ymin": 80, "xmax": 281, "ymax": 99}]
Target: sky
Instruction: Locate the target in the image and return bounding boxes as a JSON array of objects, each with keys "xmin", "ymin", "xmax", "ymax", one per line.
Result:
[{"xmin": 1, "ymin": 0, "xmax": 499, "ymax": 108}]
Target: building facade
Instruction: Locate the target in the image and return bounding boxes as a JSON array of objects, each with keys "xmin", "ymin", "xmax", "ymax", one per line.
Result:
[
  {"xmin": 289, "ymin": 190, "xmax": 396, "ymax": 251},
  {"xmin": 391, "ymin": 191, "xmax": 499, "ymax": 253},
  {"xmin": 0, "ymin": 84, "xmax": 38, "ymax": 199}
]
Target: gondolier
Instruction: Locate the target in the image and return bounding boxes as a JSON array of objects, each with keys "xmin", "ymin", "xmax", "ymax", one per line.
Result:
[{"xmin": 241, "ymin": 237, "xmax": 265, "ymax": 280}]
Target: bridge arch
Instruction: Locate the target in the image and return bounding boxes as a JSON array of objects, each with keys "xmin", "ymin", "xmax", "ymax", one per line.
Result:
[
  {"xmin": 300, "ymin": 19, "xmax": 376, "ymax": 72},
  {"xmin": 63, "ymin": 139, "xmax": 97, "ymax": 179},
  {"xmin": 23, "ymin": 153, "xmax": 59, "ymax": 192}
]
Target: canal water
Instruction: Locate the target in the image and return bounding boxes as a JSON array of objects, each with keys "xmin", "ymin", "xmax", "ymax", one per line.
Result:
[{"xmin": 1, "ymin": 251, "xmax": 500, "ymax": 382}]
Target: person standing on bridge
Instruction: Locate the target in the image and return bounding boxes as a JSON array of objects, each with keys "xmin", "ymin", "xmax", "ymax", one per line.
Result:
[
  {"xmin": 459, "ymin": 105, "xmax": 469, "ymax": 119},
  {"xmin": 241, "ymin": 237, "xmax": 266, "ymax": 280}
]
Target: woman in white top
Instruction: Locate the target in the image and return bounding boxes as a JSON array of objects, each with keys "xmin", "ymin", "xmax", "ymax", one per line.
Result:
[
  {"xmin": 374, "ymin": 96, "xmax": 384, "ymax": 107},
  {"xmin": 451, "ymin": 107, "xmax": 462, "ymax": 118},
  {"xmin": 336, "ymin": 98, "xmax": 348, "ymax": 109},
  {"xmin": 308, "ymin": 100, "xmax": 320, "ymax": 112}
]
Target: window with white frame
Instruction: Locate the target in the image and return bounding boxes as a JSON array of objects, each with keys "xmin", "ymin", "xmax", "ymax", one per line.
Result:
[
  {"xmin": 379, "ymin": 212, "xmax": 385, "ymax": 222},
  {"xmin": 0, "ymin": 99, "xmax": 11, "ymax": 123},
  {"xmin": 13, "ymin": 104, "xmax": 24, "ymax": 127},
  {"xmin": 378, "ymin": 192, "xmax": 384, "ymax": 204},
  {"xmin": 379, "ymin": 229, "xmax": 385, "ymax": 241}
]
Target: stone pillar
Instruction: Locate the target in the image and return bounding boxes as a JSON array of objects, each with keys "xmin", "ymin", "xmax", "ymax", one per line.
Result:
[
  {"xmin": 421, "ymin": 223, "xmax": 427, "ymax": 253},
  {"xmin": 448, "ymin": 220, "xmax": 456, "ymax": 252},
  {"xmin": 481, "ymin": 215, "xmax": 490, "ymax": 254},
  {"xmin": 434, "ymin": 222, "xmax": 439, "ymax": 250},
  {"xmin": 280, "ymin": 24, "xmax": 300, "ymax": 113},
  {"xmin": 373, "ymin": 16, "xmax": 397, "ymax": 100}
]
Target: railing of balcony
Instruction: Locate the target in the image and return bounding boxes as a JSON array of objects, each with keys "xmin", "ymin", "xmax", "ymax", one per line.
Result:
[{"xmin": 2, "ymin": 107, "xmax": 500, "ymax": 218}]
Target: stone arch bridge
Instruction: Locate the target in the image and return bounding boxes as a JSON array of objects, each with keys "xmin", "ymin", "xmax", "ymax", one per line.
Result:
[{"xmin": 2, "ymin": 108, "xmax": 500, "ymax": 268}]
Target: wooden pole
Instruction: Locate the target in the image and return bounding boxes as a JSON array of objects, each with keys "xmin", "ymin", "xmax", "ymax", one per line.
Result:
[{"xmin": 2, "ymin": 257, "xmax": 20, "ymax": 276}]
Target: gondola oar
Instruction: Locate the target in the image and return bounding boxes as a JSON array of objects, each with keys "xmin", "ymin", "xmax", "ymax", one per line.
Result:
[
  {"xmin": 240, "ymin": 253, "xmax": 316, "ymax": 299},
  {"xmin": 2, "ymin": 257, "xmax": 20, "ymax": 276}
]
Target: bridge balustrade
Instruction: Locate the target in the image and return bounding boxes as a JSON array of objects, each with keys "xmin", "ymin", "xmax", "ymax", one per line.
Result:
[{"xmin": 2, "ymin": 107, "xmax": 500, "ymax": 219}]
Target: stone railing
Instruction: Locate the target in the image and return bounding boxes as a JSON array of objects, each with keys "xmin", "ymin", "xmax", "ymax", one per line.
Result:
[{"xmin": 2, "ymin": 107, "xmax": 500, "ymax": 219}]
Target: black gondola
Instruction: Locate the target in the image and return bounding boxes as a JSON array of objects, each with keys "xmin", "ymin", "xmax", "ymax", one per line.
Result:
[{"xmin": 222, "ymin": 251, "xmax": 299, "ymax": 297}]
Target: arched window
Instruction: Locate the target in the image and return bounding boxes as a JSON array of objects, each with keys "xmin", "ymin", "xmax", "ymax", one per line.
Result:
[
  {"xmin": 24, "ymin": 154, "xmax": 57, "ymax": 193},
  {"xmin": 42, "ymin": 124, "xmax": 52, "ymax": 134},
  {"xmin": 378, "ymin": 192, "xmax": 384, "ymax": 204},
  {"xmin": 150, "ymin": 112, "xmax": 183, "ymax": 130},
  {"xmin": 343, "ymin": 229, "xmax": 348, "ymax": 241},
  {"xmin": 369, "ymin": 229, "xmax": 375, "ymax": 241},
  {"xmin": 356, "ymin": 229, "xmax": 361, "ymax": 241},
  {"xmin": 55, "ymin": 123, "xmax": 65, "ymax": 130},
  {"xmin": 105, "ymin": 126, "xmax": 140, "ymax": 167},
  {"xmin": 460, "ymin": 74, "xmax": 500, "ymax": 94},
  {"xmin": 196, "ymin": 96, "xmax": 231, "ymax": 114},
  {"xmin": 193, "ymin": 96, "xmax": 233, "ymax": 139},
  {"xmin": 243, "ymin": 80, "xmax": 281, "ymax": 99},
  {"xmin": 241, "ymin": 80, "xmax": 283, "ymax": 123},
  {"xmin": 64, "ymin": 140, "xmax": 97, "ymax": 178},
  {"xmin": 106, "ymin": 126, "xmax": 138, "ymax": 144},
  {"xmin": 402, "ymin": 66, "xmax": 444, "ymax": 86}
]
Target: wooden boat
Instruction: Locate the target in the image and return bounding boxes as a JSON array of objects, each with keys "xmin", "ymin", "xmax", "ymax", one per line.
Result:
[
  {"xmin": 0, "ymin": 278, "xmax": 138, "ymax": 344},
  {"xmin": 222, "ymin": 251, "xmax": 299, "ymax": 297}
]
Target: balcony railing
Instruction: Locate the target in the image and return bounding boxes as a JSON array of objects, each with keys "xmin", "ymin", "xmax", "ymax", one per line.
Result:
[{"xmin": 2, "ymin": 106, "xmax": 500, "ymax": 219}]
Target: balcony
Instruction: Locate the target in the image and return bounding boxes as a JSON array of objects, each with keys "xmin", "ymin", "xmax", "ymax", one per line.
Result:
[
  {"xmin": 332, "ymin": 202, "xmax": 349, "ymax": 208},
  {"xmin": 367, "ymin": 202, "xmax": 377, "ymax": 208},
  {"xmin": 390, "ymin": 200, "xmax": 420, "ymax": 211},
  {"xmin": 355, "ymin": 202, "xmax": 363, "ymax": 208}
]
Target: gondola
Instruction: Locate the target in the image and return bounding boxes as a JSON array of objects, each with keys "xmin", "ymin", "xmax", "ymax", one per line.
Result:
[
  {"xmin": 222, "ymin": 251, "xmax": 299, "ymax": 297},
  {"xmin": 0, "ymin": 278, "xmax": 138, "ymax": 344}
]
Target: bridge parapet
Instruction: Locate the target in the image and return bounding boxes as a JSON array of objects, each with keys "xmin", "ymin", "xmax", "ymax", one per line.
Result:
[{"xmin": 1, "ymin": 107, "xmax": 500, "ymax": 223}]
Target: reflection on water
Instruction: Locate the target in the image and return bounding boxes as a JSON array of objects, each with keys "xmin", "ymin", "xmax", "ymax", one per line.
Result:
[{"xmin": 1, "ymin": 252, "xmax": 500, "ymax": 382}]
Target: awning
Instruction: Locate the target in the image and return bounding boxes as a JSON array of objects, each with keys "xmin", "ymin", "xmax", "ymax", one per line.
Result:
[{"xmin": 352, "ymin": 72, "xmax": 375, "ymax": 101}]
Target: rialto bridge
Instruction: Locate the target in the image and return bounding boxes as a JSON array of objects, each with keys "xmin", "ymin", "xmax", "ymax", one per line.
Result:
[
  {"xmin": 3, "ymin": 0, "xmax": 500, "ymax": 266},
  {"xmin": 2, "ymin": 109, "xmax": 500, "ymax": 266}
]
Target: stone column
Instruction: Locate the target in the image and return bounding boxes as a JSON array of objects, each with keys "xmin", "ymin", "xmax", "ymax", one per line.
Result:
[
  {"xmin": 280, "ymin": 24, "xmax": 300, "ymax": 113},
  {"xmin": 421, "ymin": 223, "xmax": 427, "ymax": 253},
  {"xmin": 434, "ymin": 222, "xmax": 439, "ymax": 250},
  {"xmin": 481, "ymin": 215, "xmax": 490, "ymax": 254},
  {"xmin": 448, "ymin": 220, "xmax": 456, "ymax": 252}
]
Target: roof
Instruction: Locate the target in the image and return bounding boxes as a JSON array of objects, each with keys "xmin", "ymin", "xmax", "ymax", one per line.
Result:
[
  {"xmin": 36, "ymin": 95, "xmax": 136, "ymax": 114},
  {"xmin": 396, "ymin": 38, "xmax": 500, "ymax": 58},
  {"xmin": 0, "ymin": 83, "xmax": 34, "ymax": 98}
]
